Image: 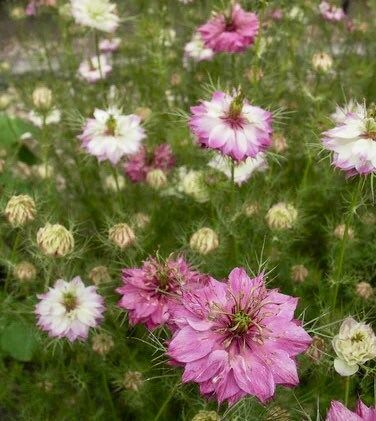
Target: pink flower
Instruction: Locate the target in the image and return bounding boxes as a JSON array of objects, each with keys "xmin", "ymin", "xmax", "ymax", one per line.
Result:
[
  {"xmin": 326, "ymin": 400, "xmax": 376, "ymax": 420},
  {"xmin": 198, "ymin": 4, "xmax": 259, "ymax": 53},
  {"xmin": 124, "ymin": 144, "xmax": 175, "ymax": 182},
  {"xmin": 99, "ymin": 38, "xmax": 121, "ymax": 53},
  {"xmin": 117, "ymin": 256, "xmax": 209, "ymax": 330},
  {"xmin": 35, "ymin": 276, "xmax": 105, "ymax": 342},
  {"xmin": 189, "ymin": 91, "xmax": 272, "ymax": 161},
  {"xmin": 78, "ymin": 55, "xmax": 112, "ymax": 83},
  {"xmin": 319, "ymin": 2, "xmax": 345, "ymax": 22},
  {"xmin": 168, "ymin": 268, "xmax": 312, "ymax": 405}
]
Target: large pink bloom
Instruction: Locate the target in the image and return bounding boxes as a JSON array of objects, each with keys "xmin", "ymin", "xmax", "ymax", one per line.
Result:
[
  {"xmin": 124, "ymin": 144, "xmax": 175, "ymax": 182},
  {"xmin": 326, "ymin": 400, "xmax": 376, "ymax": 420},
  {"xmin": 199, "ymin": 4, "xmax": 259, "ymax": 53},
  {"xmin": 168, "ymin": 268, "xmax": 312, "ymax": 405},
  {"xmin": 117, "ymin": 256, "xmax": 209, "ymax": 330},
  {"xmin": 189, "ymin": 91, "xmax": 272, "ymax": 161}
]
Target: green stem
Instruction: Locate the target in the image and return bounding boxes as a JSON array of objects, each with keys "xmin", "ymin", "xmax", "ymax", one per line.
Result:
[
  {"xmin": 153, "ymin": 381, "xmax": 179, "ymax": 421},
  {"xmin": 94, "ymin": 31, "xmax": 103, "ymax": 80},
  {"xmin": 101, "ymin": 369, "xmax": 117, "ymax": 420},
  {"xmin": 344, "ymin": 376, "xmax": 350, "ymax": 407}
]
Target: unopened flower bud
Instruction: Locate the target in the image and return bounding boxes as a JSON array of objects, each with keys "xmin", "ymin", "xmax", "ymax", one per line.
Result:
[
  {"xmin": 312, "ymin": 52, "xmax": 333, "ymax": 72},
  {"xmin": 170, "ymin": 73, "xmax": 182, "ymax": 86},
  {"xmin": 146, "ymin": 169, "xmax": 167, "ymax": 190},
  {"xmin": 265, "ymin": 406, "xmax": 291, "ymax": 421},
  {"xmin": 306, "ymin": 335, "xmax": 326, "ymax": 363},
  {"xmin": 273, "ymin": 134, "xmax": 288, "ymax": 153},
  {"xmin": 181, "ymin": 170, "xmax": 209, "ymax": 203},
  {"xmin": 37, "ymin": 223, "xmax": 74, "ymax": 257},
  {"xmin": 92, "ymin": 333, "xmax": 114, "ymax": 355},
  {"xmin": 10, "ymin": 7, "xmax": 26, "ymax": 19},
  {"xmin": 266, "ymin": 202, "xmax": 297, "ymax": 230},
  {"xmin": 356, "ymin": 282, "xmax": 373, "ymax": 300},
  {"xmin": 291, "ymin": 264, "xmax": 309, "ymax": 283},
  {"xmin": 109, "ymin": 223, "xmax": 135, "ymax": 249},
  {"xmin": 14, "ymin": 261, "xmax": 37, "ymax": 282},
  {"xmin": 190, "ymin": 227, "xmax": 219, "ymax": 255},
  {"xmin": 192, "ymin": 410, "xmax": 221, "ymax": 421},
  {"xmin": 103, "ymin": 174, "xmax": 125, "ymax": 191},
  {"xmin": 0, "ymin": 94, "xmax": 12, "ymax": 110},
  {"xmin": 334, "ymin": 224, "xmax": 354, "ymax": 240},
  {"xmin": 242, "ymin": 201, "xmax": 260, "ymax": 217},
  {"xmin": 4, "ymin": 194, "xmax": 36, "ymax": 226},
  {"xmin": 122, "ymin": 371, "xmax": 143, "ymax": 392},
  {"xmin": 134, "ymin": 107, "xmax": 152, "ymax": 122},
  {"xmin": 32, "ymin": 86, "xmax": 53, "ymax": 111},
  {"xmin": 89, "ymin": 266, "xmax": 111, "ymax": 285},
  {"xmin": 132, "ymin": 212, "xmax": 150, "ymax": 229}
]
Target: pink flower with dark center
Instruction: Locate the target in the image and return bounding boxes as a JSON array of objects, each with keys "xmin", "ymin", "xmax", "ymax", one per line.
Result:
[
  {"xmin": 117, "ymin": 256, "xmax": 210, "ymax": 330},
  {"xmin": 168, "ymin": 268, "xmax": 312, "ymax": 405},
  {"xmin": 189, "ymin": 91, "xmax": 272, "ymax": 161},
  {"xmin": 198, "ymin": 4, "xmax": 259, "ymax": 53},
  {"xmin": 326, "ymin": 400, "xmax": 376, "ymax": 420},
  {"xmin": 319, "ymin": 2, "xmax": 345, "ymax": 22},
  {"xmin": 124, "ymin": 144, "xmax": 175, "ymax": 182}
]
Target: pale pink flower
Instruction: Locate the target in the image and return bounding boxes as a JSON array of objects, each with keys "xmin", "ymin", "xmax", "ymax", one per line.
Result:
[
  {"xmin": 168, "ymin": 268, "xmax": 312, "ymax": 404},
  {"xmin": 183, "ymin": 33, "xmax": 214, "ymax": 66},
  {"xmin": 99, "ymin": 38, "xmax": 121, "ymax": 53},
  {"xmin": 198, "ymin": 4, "xmax": 259, "ymax": 53},
  {"xmin": 35, "ymin": 276, "xmax": 105, "ymax": 342},
  {"xmin": 124, "ymin": 144, "xmax": 175, "ymax": 182},
  {"xmin": 78, "ymin": 55, "xmax": 112, "ymax": 83},
  {"xmin": 319, "ymin": 2, "xmax": 345, "ymax": 22},
  {"xmin": 79, "ymin": 107, "xmax": 146, "ymax": 164},
  {"xmin": 117, "ymin": 256, "xmax": 209, "ymax": 330},
  {"xmin": 326, "ymin": 400, "xmax": 376, "ymax": 421},
  {"xmin": 189, "ymin": 91, "xmax": 272, "ymax": 161}
]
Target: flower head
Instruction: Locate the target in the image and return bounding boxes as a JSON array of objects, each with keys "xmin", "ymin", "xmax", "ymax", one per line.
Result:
[
  {"xmin": 79, "ymin": 107, "xmax": 145, "ymax": 164},
  {"xmin": 189, "ymin": 91, "xmax": 272, "ymax": 161},
  {"xmin": 199, "ymin": 4, "xmax": 259, "ymax": 53},
  {"xmin": 71, "ymin": 0, "xmax": 119, "ymax": 32},
  {"xmin": 168, "ymin": 268, "xmax": 311, "ymax": 404},
  {"xmin": 37, "ymin": 223, "xmax": 74, "ymax": 257},
  {"xmin": 322, "ymin": 102, "xmax": 376, "ymax": 175},
  {"xmin": 326, "ymin": 399, "xmax": 376, "ymax": 421},
  {"xmin": 319, "ymin": 2, "xmax": 345, "ymax": 22},
  {"xmin": 78, "ymin": 55, "xmax": 112, "ymax": 83},
  {"xmin": 5, "ymin": 194, "xmax": 36, "ymax": 226},
  {"xmin": 117, "ymin": 256, "xmax": 209, "ymax": 330},
  {"xmin": 332, "ymin": 317, "xmax": 376, "ymax": 376},
  {"xmin": 35, "ymin": 276, "xmax": 105, "ymax": 341}
]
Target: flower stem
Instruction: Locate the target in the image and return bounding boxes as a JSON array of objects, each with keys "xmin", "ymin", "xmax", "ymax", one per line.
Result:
[
  {"xmin": 101, "ymin": 369, "xmax": 118, "ymax": 420},
  {"xmin": 153, "ymin": 380, "xmax": 179, "ymax": 421},
  {"xmin": 94, "ymin": 31, "xmax": 103, "ymax": 80},
  {"xmin": 344, "ymin": 376, "xmax": 350, "ymax": 407}
]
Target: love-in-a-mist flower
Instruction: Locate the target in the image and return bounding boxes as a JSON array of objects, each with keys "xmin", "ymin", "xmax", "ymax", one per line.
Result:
[
  {"xmin": 117, "ymin": 256, "xmax": 209, "ymax": 330},
  {"xmin": 189, "ymin": 91, "xmax": 272, "ymax": 161},
  {"xmin": 71, "ymin": 0, "xmax": 119, "ymax": 33},
  {"xmin": 322, "ymin": 102, "xmax": 376, "ymax": 175},
  {"xmin": 79, "ymin": 107, "xmax": 145, "ymax": 164},
  {"xmin": 319, "ymin": 2, "xmax": 345, "ymax": 22},
  {"xmin": 78, "ymin": 55, "xmax": 112, "ymax": 83},
  {"xmin": 168, "ymin": 268, "xmax": 312, "ymax": 404},
  {"xmin": 183, "ymin": 33, "xmax": 214, "ymax": 66},
  {"xmin": 99, "ymin": 37, "xmax": 121, "ymax": 53},
  {"xmin": 326, "ymin": 400, "xmax": 376, "ymax": 421},
  {"xmin": 199, "ymin": 4, "xmax": 259, "ymax": 53},
  {"xmin": 332, "ymin": 317, "xmax": 376, "ymax": 376},
  {"xmin": 35, "ymin": 276, "xmax": 105, "ymax": 341}
]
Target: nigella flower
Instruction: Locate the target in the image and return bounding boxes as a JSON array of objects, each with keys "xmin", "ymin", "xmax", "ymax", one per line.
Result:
[
  {"xmin": 99, "ymin": 37, "xmax": 121, "ymax": 53},
  {"xmin": 78, "ymin": 55, "xmax": 112, "ymax": 83},
  {"xmin": 71, "ymin": 0, "xmax": 119, "ymax": 33},
  {"xmin": 35, "ymin": 277, "xmax": 105, "ymax": 341},
  {"xmin": 319, "ymin": 1, "xmax": 345, "ymax": 22},
  {"xmin": 79, "ymin": 107, "xmax": 146, "ymax": 164},
  {"xmin": 322, "ymin": 102, "xmax": 376, "ymax": 175},
  {"xmin": 183, "ymin": 33, "xmax": 214, "ymax": 67},
  {"xmin": 168, "ymin": 268, "xmax": 312, "ymax": 405},
  {"xmin": 198, "ymin": 4, "xmax": 259, "ymax": 53},
  {"xmin": 189, "ymin": 91, "xmax": 272, "ymax": 161},
  {"xmin": 124, "ymin": 144, "xmax": 175, "ymax": 182},
  {"xmin": 326, "ymin": 400, "xmax": 376, "ymax": 420},
  {"xmin": 117, "ymin": 256, "xmax": 209, "ymax": 330}
]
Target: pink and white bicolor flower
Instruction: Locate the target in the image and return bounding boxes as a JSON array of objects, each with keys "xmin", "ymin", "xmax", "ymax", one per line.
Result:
[
  {"xmin": 35, "ymin": 276, "xmax": 105, "ymax": 342},
  {"xmin": 189, "ymin": 91, "xmax": 272, "ymax": 161}
]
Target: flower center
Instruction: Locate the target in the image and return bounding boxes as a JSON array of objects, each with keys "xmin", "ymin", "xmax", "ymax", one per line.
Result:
[
  {"xmin": 351, "ymin": 332, "xmax": 365, "ymax": 343},
  {"xmin": 106, "ymin": 115, "xmax": 117, "ymax": 136},
  {"xmin": 223, "ymin": 92, "xmax": 246, "ymax": 129},
  {"xmin": 230, "ymin": 310, "xmax": 251, "ymax": 334},
  {"xmin": 62, "ymin": 292, "xmax": 78, "ymax": 313},
  {"xmin": 156, "ymin": 267, "xmax": 171, "ymax": 291}
]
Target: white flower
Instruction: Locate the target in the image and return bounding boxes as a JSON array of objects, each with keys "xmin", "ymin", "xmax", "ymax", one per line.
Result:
[
  {"xmin": 332, "ymin": 317, "xmax": 376, "ymax": 376},
  {"xmin": 323, "ymin": 102, "xmax": 376, "ymax": 175},
  {"xmin": 71, "ymin": 0, "xmax": 119, "ymax": 33},
  {"xmin": 28, "ymin": 108, "xmax": 61, "ymax": 127},
  {"xmin": 79, "ymin": 107, "xmax": 146, "ymax": 164},
  {"xmin": 78, "ymin": 55, "xmax": 112, "ymax": 83},
  {"xmin": 330, "ymin": 100, "xmax": 366, "ymax": 124},
  {"xmin": 35, "ymin": 276, "xmax": 105, "ymax": 342},
  {"xmin": 208, "ymin": 153, "xmax": 267, "ymax": 185},
  {"xmin": 184, "ymin": 33, "xmax": 213, "ymax": 66}
]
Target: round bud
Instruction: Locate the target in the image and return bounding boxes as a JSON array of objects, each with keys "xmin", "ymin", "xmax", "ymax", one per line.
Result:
[
  {"xmin": 272, "ymin": 134, "xmax": 288, "ymax": 153},
  {"xmin": 242, "ymin": 201, "xmax": 260, "ymax": 217},
  {"xmin": 0, "ymin": 94, "xmax": 12, "ymax": 111},
  {"xmin": 89, "ymin": 266, "xmax": 111, "ymax": 285},
  {"xmin": 291, "ymin": 264, "xmax": 309, "ymax": 283},
  {"xmin": 312, "ymin": 52, "xmax": 333, "ymax": 72},
  {"xmin": 132, "ymin": 212, "xmax": 150, "ymax": 229},
  {"xmin": 192, "ymin": 410, "xmax": 221, "ymax": 421},
  {"xmin": 32, "ymin": 86, "xmax": 53, "ymax": 111},
  {"xmin": 37, "ymin": 223, "xmax": 74, "ymax": 257},
  {"xmin": 122, "ymin": 371, "xmax": 143, "ymax": 392},
  {"xmin": 146, "ymin": 169, "xmax": 167, "ymax": 190},
  {"xmin": 356, "ymin": 282, "xmax": 373, "ymax": 300},
  {"xmin": 190, "ymin": 227, "xmax": 219, "ymax": 255},
  {"xmin": 266, "ymin": 202, "xmax": 297, "ymax": 230},
  {"xmin": 305, "ymin": 335, "xmax": 326, "ymax": 364},
  {"xmin": 13, "ymin": 261, "xmax": 37, "ymax": 282},
  {"xmin": 334, "ymin": 224, "xmax": 354, "ymax": 240},
  {"xmin": 92, "ymin": 333, "xmax": 114, "ymax": 356},
  {"xmin": 134, "ymin": 107, "xmax": 152, "ymax": 122},
  {"xmin": 181, "ymin": 170, "xmax": 209, "ymax": 203},
  {"xmin": 4, "ymin": 194, "xmax": 36, "ymax": 226},
  {"xmin": 103, "ymin": 175, "xmax": 125, "ymax": 191},
  {"xmin": 109, "ymin": 223, "xmax": 135, "ymax": 249}
]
